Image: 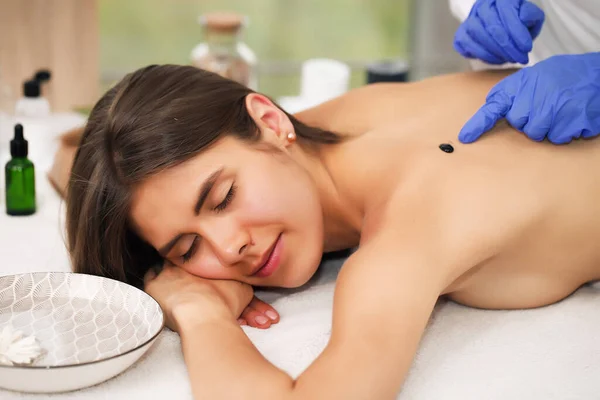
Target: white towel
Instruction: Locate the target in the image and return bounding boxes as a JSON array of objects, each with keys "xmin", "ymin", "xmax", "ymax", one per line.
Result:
[{"xmin": 3, "ymin": 253, "xmax": 600, "ymax": 399}]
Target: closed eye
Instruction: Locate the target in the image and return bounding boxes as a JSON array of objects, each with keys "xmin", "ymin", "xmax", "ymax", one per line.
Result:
[
  {"xmin": 182, "ymin": 236, "xmax": 199, "ymax": 264},
  {"xmin": 215, "ymin": 184, "xmax": 236, "ymax": 213}
]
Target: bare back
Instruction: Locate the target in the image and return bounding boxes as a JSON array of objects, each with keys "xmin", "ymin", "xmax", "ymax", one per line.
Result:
[{"xmin": 297, "ymin": 70, "xmax": 600, "ymax": 310}]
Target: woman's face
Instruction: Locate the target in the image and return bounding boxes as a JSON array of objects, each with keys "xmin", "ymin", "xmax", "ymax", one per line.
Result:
[{"xmin": 130, "ymin": 135, "xmax": 324, "ymax": 288}]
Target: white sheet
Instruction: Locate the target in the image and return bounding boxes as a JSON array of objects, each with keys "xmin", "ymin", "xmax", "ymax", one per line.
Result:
[{"xmin": 1, "ymin": 114, "xmax": 599, "ymax": 399}]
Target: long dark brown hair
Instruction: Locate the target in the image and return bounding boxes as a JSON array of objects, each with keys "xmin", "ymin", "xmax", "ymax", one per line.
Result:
[{"xmin": 66, "ymin": 64, "xmax": 343, "ymax": 288}]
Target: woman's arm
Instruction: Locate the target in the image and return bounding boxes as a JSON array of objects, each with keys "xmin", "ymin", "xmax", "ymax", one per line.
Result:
[
  {"xmin": 173, "ymin": 231, "xmax": 456, "ymax": 400},
  {"xmin": 291, "ymin": 233, "xmax": 449, "ymax": 399}
]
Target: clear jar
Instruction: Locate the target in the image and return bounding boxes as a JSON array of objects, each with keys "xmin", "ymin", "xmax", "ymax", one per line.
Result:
[{"xmin": 191, "ymin": 12, "xmax": 258, "ymax": 90}]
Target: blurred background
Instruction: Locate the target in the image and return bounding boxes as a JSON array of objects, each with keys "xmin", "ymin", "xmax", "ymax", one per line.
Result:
[
  {"xmin": 100, "ymin": 0, "xmax": 411, "ymax": 97},
  {"xmin": 0, "ymin": 0, "xmax": 468, "ymax": 114}
]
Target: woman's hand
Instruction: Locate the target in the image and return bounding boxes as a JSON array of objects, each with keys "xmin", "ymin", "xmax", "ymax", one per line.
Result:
[{"xmin": 144, "ymin": 264, "xmax": 280, "ymax": 331}]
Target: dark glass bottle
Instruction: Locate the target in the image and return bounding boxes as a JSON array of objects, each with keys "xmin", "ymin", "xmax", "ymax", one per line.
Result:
[{"xmin": 5, "ymin": 124, "xmax": 36, "ymax": 216}]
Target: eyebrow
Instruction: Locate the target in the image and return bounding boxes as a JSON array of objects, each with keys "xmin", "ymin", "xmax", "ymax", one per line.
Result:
[{"xmin": 157, "ymin": 167, "xmax": 224, "ymax": 257}]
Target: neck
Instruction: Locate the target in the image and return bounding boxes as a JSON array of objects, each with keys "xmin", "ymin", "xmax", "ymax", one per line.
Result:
[{"xmin": 289, "ymin": 142, "xmax": 363, "ymax": 252}]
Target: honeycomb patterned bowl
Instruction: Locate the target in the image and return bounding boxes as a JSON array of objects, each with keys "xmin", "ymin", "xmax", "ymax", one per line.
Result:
[{"xmin": 0, "ymin": 272, "xmax": 164, "ymax": 393}]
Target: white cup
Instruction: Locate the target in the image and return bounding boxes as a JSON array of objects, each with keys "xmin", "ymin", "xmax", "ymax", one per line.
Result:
[{"xmin": 300, "ymin": 58, "xmax": 351, "ymax": 104}]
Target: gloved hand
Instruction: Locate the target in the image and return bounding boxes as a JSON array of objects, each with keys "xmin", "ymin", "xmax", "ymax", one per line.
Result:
[
  {"xmin": 454, "ymin": 0, "xmax": 545, "ymax": 65},
  {"xmin": 459, "ymin": 53, "xmax": 600, "ymax": 144}
]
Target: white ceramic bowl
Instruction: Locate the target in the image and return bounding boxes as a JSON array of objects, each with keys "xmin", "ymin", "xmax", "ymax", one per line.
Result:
[{"xmin": 0, "ymin": 272, "xmax": 164, "ymax": 393}]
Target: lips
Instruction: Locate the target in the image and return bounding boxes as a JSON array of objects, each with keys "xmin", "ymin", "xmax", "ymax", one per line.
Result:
[{"xmin": 252, "ymin": 234, "xmax": 283, "ymax": 278}]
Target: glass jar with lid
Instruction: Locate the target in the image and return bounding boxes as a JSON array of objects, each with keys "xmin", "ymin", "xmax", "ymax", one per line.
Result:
[{"xmin": 190, "ymin": 12, "xmax": 258, "ymax": 90}]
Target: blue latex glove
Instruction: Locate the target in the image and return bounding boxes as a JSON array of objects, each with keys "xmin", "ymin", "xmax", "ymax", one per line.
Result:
[
  {"xmin": 459, "ymin": 53, "xmax": 600, "ymax": 144},
  {"xmin": 454, "ymin": 0, "xmax": 545, "ymax": 65}
]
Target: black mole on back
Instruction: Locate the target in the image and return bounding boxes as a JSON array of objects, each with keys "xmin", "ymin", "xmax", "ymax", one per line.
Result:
[{"xmin": 439, "ymin": 143, "xmax": 454, "ymax": 153}]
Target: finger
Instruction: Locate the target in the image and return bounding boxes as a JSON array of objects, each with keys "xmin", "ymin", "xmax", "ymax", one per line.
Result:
[
  {"xmin": 248, "ymin": 297, "xmax": 280, "ymax": 323},
  {"xmin": 497, "ymin": 0, "xmax": 533, "ymax": 58},
  {"xmin": 240, "ymin": 307, "xmax": 272, "ymax": 329},
  {"xmin": 581, "ymin": 126, "xmax": 597, "ymax": 139},
  {"xmin": 458, "ymin": 93, "xmax": 512, "ymax": 143},
  {"xmin": 517, "ymin": 75, "xmax": 554, "ymax": 142},
  {"xmin": 574, "ymin": 86, "xmax": 600, "ymax": 140},
  {"xmin": 505, "ymin": 89, "xmax": 531, "ymax": 131},
  {"xmin": 478, "ymin": 1, "xmax": 524, "ymax": 63},
  {"xmin": 453, "ymin": 36, "xmax": 474, "ymax": 59},
  {"xmin": 519, "ymin": 2, "xmax": 545, "ymax": 39},
  {"xmin": 547, "ymin": 132, "xmax": 572, "ymax": 145},
  {"xmin": 473, "ymin": 5, "xmax": 516, "ymax": 63},
  {"xmin": 455, "ymin": 23, "xmax": 505, "ymax": 64},
  {"xmin": 454, "ymin": 23, "xmax": 475, "ymax": 59},
  {"xmin": 546, "ymin": 99, "xmax": 585, "ymax": 144},
  {"xmin": 581, "ymin": 121, "xmax": 600, "ymax": 139},
  {"xmin": 237, "ymin": 318, "xmax": 248, "ymax": 326},
  {"xmin": 487, "ymin": 2, "xmax": 529, "ymax": 64},
  {"xmin": 522, "ymin": 109, "xmax": 552, "ymax": 142}
]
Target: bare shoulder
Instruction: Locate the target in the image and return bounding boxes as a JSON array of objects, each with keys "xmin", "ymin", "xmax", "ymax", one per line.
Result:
[
  {"xmin": 293, "ymin": 82, "xmax": 412, "ymax": 136},
  {"xmin": 294, "ymin": 69, "xmax": 514, "ymax": 136}
]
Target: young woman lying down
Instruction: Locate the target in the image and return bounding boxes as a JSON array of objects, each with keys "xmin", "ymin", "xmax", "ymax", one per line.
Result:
[{"xmin": 65, "ymin": 65, "xmax": 600, "ymax": 399}]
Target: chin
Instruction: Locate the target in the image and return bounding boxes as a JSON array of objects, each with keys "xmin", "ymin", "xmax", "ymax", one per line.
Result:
[
  {"xmin": 280, "ymin": 253, "xmax": 323, "ymax": 288},
  {"xmin": 280, "ymin": 275, "xmax": 312, "ymax": 289},
  {"xmin": 275, "ymin": 224, "xmax": 324, "ymax": 288}
]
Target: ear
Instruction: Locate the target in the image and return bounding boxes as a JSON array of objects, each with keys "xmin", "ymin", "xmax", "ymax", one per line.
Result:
[{"xmin": 245, "ymin": 93, "xmax": 295, "ymax": 146}]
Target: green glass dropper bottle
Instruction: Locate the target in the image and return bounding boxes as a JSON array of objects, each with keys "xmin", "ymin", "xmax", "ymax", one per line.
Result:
[{"xmin": 5, "ymin": 124, "xmax": 36, "ymax": 216}]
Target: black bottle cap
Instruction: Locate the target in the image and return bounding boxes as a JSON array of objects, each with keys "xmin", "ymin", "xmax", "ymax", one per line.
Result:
[
  {"xmin": 22, "ymin": 70, "xmax": 51, "ymax": 98},
  {"xmin": 366, "ymin": 60, "xmax": 410, "ymax": 84},
  {"xmin": 23, "ymin": 80, "xmax": 40, "ymax": 98},
  {"xmin": 10, "ymin": 124, "xmax": 28, "ymax": 158},
  {"xmin": 35, "ymin": 70, "xmax": 51, "ymax": 82}
]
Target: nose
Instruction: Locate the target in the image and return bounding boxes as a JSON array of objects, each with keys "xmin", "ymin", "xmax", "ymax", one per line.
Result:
[{"xmin": 205, "ymin": 219, "xmax": 251, "ymax": 267}]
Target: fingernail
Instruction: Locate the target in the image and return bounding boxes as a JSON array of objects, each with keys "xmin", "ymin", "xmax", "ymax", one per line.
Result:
[
  {"xmin": 265, "ymin": 310, "xmax": 278, "ymax": 320},
  {"xmin": 237, "ymin": 318, "xmax": 247, "ymax": 326},
  {"xmin": 255, "ymin": 315, "xmax": 269, "ymax": 325}
]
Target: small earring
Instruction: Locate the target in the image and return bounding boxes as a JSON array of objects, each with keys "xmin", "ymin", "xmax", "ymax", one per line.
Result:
[{"xmin": 287, "ymin": 132, "xmax": 296, "ymax": 142}]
